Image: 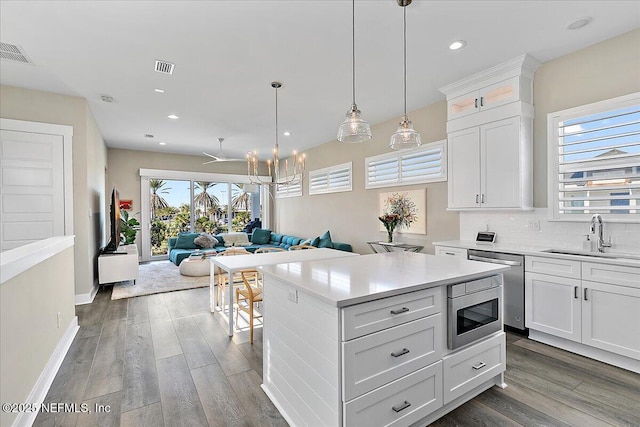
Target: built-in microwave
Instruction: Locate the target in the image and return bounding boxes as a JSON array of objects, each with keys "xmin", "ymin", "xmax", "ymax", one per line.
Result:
[{"xmin": 447, "ymin": 275, "xmax": 502, "ymax": 350}]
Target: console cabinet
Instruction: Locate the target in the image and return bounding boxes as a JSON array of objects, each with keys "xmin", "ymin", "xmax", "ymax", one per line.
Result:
[
  {"xmin": 525, "ymin": 256, "xmax": 640, "ymax": 367},
  {"xmin": 98, "ymin": 244, "xmax": 139, "ymax": 284}
]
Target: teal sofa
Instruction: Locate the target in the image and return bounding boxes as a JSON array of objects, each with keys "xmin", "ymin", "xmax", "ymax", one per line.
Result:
[{"xmin": 168, "ymin": 229, "xmax": 352, "ymax": 266}]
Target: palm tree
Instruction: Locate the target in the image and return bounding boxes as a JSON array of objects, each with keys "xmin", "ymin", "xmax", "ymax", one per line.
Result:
[
  {"xmin": 194, "ymin": 181, "xmax": 219, "ymax": 219},
  {"xmin": 232, "ymin": 187, "xmax": 251, "ymax": 212},
  {"xmin": 149, "ymin": 179, "xmax": 170, "ymax": 220}
]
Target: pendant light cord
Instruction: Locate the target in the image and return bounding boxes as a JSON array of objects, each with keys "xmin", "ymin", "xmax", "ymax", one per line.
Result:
[
  {"xmin": 403, "ymin": 4, "xmax": 407, "ymax": 117},
  {"xmin": 274, "ymin": 85, "xmax": 279, "ymax": 151},
  {"xmin": 352, "ymin": 0, "xmax": 356, "ymax": 106}
]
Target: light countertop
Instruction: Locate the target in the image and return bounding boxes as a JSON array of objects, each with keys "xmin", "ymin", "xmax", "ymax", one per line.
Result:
[
  {"xmin": 259, "ymin": 251, "xmax": 508, "ymax": 307},
  {"xmin": 434, "ymin": 240, "xmax": 640, "ymax": 267}
]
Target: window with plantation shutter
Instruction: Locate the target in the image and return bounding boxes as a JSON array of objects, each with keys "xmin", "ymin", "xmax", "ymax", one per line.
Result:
[
  {"xmin": 548, "ymin": 92, "xmax": 640, "ymax": 221},
  {"xmin": 308, "ymin": 162, "xmax": 352, "ymax": 195},
  {"xmin": 275, "ymin": 178, "xmax": 302, "ymax": 198},
  {"xmin": 365, "ymin": 140, "xmax": 447, "ymax": 189}
]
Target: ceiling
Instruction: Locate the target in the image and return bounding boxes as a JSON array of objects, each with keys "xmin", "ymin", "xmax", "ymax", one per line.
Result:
[{"xmin": 1, "ymin": 1, "xmax": 638, "ymax": 160}]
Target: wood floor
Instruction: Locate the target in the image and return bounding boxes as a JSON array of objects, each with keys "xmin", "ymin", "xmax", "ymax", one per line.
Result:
[{"xmin": 34, "ymin": 286, "xmax": 640, "ymax": 427}]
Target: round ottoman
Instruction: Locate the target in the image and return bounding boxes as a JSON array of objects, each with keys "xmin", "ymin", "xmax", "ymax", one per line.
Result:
[{"xmin": 179, "ymin": 258, "xmax": 210, "ymax": 277}]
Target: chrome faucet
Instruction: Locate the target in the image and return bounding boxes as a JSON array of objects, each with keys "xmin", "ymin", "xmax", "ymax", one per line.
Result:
[{"xmin": 589, "ymin": 214, "xmax": 612, "ymax": 253}]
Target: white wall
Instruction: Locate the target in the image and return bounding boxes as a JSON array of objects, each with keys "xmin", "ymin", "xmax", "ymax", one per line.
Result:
[{"xmin": 0, "ymin": 85, "xmax": 108, "ymax": 300}]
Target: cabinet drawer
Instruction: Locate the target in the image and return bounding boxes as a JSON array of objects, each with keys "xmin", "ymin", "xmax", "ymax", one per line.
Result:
[
  {"xmin": 344, "ymin": 361, "xmax": 443, "ymax": 427},
  {"xmin": 435, "ymin": 246, "xmax": 468, "ymax": 258},
  {"xmin": 582, "ymin": 262, "xmax": 640, "ymax": 289},
  {"xmin": 343, "ymin": 315, "xmax": 442, "ymax": 401},
  {"xmin": 342, "ymin": 287, "xmax": 441, "ymax": 341},
  {"xmin": 525, "ymin": 256, "xmax": 581, "ymax": 279},
  {"xmin": 442, "ymin": 332, "xmax": 505, "ymax": 404}
]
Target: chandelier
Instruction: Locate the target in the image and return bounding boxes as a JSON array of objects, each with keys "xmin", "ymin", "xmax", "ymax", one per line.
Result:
[
  {"xmin": 247, "ymin": 81, "xmax": 305, "ymax": 186},
  {"xmin": 389, "ymin": 0, "xmax": 422, "ymax": 150}
]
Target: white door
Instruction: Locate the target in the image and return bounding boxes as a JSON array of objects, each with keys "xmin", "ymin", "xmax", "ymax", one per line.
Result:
[
  {"xmin": 481, "ymin": 117, "xmax": 520, "ymax": 208},
  {"xmin": 448, "ymin": 127, "xmax": 480, "ymax": 209},
  {"xmin": 525, "ymin": 272, "xmax": 581, "ymax": 343},
  {"xmin": 0, "ymin": 130, "xmax": 65, "ymax": 250},
  {"xmin": 582, "ymin": 280, "xmax": 640, "ymax": 360}
]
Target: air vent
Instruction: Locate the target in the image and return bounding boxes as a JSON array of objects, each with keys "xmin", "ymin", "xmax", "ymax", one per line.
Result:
[
  {"xmin": 154, "ymin": 60, "xmax": 175, "ymax": 74},
  {"xmin": 0, "ymin": 42, "xmax": 34, "ymax": 65}
]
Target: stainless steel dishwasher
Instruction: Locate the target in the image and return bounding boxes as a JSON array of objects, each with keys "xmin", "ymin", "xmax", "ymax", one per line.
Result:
[{"xmin": 467, "ymin": 249, "xmax": 526, "ymax": 332}]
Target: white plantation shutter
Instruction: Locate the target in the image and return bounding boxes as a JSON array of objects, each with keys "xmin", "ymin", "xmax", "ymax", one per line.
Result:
[
  {"xmin": 309, "ymin": 162, "xmax": 352, "ymax": 195},
  {"xmin": 365, "ymin": 140, "xmax": 447, "ymax": 189},
  {"xmin": 549, "ymin": 92, "xmax": 640, "ymax": 220},
  {"xmin": 275, "ymin": 178, "xmax": 302, "ymax": 198}
]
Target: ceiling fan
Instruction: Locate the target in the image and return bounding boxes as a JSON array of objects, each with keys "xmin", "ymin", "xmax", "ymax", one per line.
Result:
[{"xmin": 202, "ymin": 138, "xmax": 244, "ymax": 163}]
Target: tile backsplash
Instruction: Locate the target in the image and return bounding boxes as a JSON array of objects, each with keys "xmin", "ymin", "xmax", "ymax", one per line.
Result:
[{"xmin": 459, "ymin": 209, "xmax": 640, "ymax": 254}]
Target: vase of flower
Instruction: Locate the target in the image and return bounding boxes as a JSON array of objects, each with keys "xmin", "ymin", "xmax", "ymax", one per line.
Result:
[{"xmin": 379, "ymin": 214, "xmax": 400, "ymax": 244}]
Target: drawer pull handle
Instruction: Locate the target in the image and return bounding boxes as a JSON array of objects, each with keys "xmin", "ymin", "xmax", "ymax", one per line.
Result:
[
  {"xmin": 472, "ymin": 362, "xmax": 486, "ymax": 370},
  {"xmin": 574, "ymin": 286, "xmax": 579, "ymax": 299},
  {"xmin": 391, "ymin": 348, "xmax": 410, "ymax": 358},
  {"xmin": 392, "ymin": 400, "xmax": 411, "ymax": 413},
  {"xmin": 390, "ymin": 307, "xmax": 410, "ymax": 315},
  {"xmin": 445, "ymin": 252, "xmax": 455, "ymax": 256},
  {"xmin": 584, "ymin": 288, "xmax": 588, "ymax": 301}
]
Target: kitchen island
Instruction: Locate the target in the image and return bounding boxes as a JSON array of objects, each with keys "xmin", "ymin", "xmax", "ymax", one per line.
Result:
[{"xmin": 259, "ymin": 251, "xmax": 509, "ymax": 427}]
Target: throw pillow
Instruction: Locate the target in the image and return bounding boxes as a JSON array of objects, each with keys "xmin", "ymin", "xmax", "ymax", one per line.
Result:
[
  {"xmin": 318, "ymin": 230, "xmax": 333, "ymax": 248},
  {"xmin": 174, "ymin": 232, "xmax": 199, "ymax": 249},
  {"xmin": 221, "ymin": 232, "xmax": 251, "ymax": 247},
  {"xmin": 310, "ymin": 236, "xmax": 321, "ymax": 247},
  {"xmin": 301, "ymin": 238, "xmax": 312, "ymax": 245},
  {"xmin": 251, "ymin": 228, "xmax": 272, "ymax": 245},
  {"xmin": 194, "ymin": 233, "xmax": 218, "ymax": 249}
]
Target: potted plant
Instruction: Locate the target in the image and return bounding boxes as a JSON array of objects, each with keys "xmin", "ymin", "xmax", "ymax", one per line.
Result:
[{"xmin": 120, "ymin": 210, "xmax": 140, "ymax": 245}]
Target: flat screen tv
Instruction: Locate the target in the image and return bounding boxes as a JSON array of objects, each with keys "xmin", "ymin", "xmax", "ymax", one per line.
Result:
[{"xmin": 102, "ymin": 187, "xmax": 121, "ymax": 253}]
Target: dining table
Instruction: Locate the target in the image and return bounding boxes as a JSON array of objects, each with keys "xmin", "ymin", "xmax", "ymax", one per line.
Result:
[{"xmin": 210, "ymin": 247, "xmax": 359, "ymax": 336}]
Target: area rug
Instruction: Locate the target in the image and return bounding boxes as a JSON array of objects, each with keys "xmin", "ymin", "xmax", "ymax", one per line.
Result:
[{"xmin": 111, "ymin": 260, "xmax": 210, "ymax": 300}]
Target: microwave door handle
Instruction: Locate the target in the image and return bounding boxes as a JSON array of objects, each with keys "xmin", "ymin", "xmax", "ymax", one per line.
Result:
[{"xmin": 468, "ymin": 255, "xmax": 522, "ymax": 266}]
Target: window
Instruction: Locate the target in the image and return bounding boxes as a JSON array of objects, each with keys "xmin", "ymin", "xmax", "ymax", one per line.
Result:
[
  {"xmin": 548, "ymin": 92, "xmax": 640, "ymax": 221},
  {"xmin": 309, "ymin": 162, "xmax": 352, "ymax": 195},
  {"xmin": 365, "ymin": 140, "xmax": 447, "ymax": 189},
  {"xmin": 275, "ymin": 178, "xmax": 302, "ymax": 198}
]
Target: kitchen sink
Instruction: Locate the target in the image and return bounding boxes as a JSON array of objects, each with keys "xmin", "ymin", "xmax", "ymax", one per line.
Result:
[{"xmin": 542, "ymin": 249, "xmax": 640, "ymax": 261}]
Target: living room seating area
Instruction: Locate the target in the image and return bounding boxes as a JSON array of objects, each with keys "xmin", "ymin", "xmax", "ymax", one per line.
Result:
[{"xmin": 168, "ymin": 229, "xmax": 352, "ymax": 266}]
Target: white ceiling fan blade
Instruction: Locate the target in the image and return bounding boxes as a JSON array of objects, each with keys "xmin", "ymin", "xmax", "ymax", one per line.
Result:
[
  {"xmin": 202, "ymin": 159, "xmax": 218, "ymax": 165},
  {"xmin": 202, "ymin": 151, "xmax": 221, "ymax": 161}
]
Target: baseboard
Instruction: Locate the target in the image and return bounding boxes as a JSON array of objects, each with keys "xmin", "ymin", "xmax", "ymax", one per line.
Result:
[
  {"xmin": 12, "ymin": 317, "xmax": 79, "ymax": 427},
  {"xmin": 75, "ymin": 284, "xmax": 98, "ymax": 305}
]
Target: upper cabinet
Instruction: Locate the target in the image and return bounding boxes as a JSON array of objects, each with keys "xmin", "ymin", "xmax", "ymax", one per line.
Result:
[{"xmin": 440, "ymin": 54, "xmax": 540, "ymax": 211}]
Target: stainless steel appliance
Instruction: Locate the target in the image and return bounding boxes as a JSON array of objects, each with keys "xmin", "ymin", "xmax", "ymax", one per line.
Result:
[
  {"xmin": 468, "ymin": 249, "xmax": 525, "ymax": 331},
  {"xmin": 447, "ymin": 275, "xmax": 502, "ymax": 350}
]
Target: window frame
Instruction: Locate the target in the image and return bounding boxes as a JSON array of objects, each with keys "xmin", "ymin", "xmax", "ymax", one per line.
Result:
[
  {"xmin": 547, "ymin": 92, "xmax": 640, "ymax": 223},
  {"xmin": 364, "ymin": 140, "xmax": 447, "ymax": 189},
  {"xmin": 275, "ymin": 176, "xmax": 302, "ymax": 199}
]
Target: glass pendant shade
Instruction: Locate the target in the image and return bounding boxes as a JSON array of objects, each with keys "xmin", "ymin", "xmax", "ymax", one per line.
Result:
[
  {"xmin": 337, "ymin": 105, "xmax": 372, "ymax": 143},
  {"xmin": 389, "ymin": 116, "xmax": 422, "ymax": 150}
]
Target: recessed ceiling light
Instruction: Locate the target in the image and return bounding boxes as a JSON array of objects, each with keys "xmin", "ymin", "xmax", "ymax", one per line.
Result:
[
  {"xmin": 159, "ymin": 142, "xmax": 166, "ymax": 146},
  {"xmin": 100, "ymin": 95, "xmax": 114, "ymax": 103},
  {"xmin": 283, "ymin": 131, "xmax": 291, "ymax": 136},
  {"xmin": 167, "ymin": 114, "xmax": 179, "ymax": 119},
  {"xmin": 567, "ymin": 17, "xmax": 592, "ymax": 30},
  {"xmin": 449, "ymin": 40, "xmax": 467, "ymax": 50},
  {"xmin": 154, "ymin": 88, "xmax": 165, "ymax": 93}
]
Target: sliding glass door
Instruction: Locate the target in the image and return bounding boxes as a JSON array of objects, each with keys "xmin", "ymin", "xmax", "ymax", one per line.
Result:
[{"xmin": 140, "ymin": 171, "xmax": 269, "ymax": 262}]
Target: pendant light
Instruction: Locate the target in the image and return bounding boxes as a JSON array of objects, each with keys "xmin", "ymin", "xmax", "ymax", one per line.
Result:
[
  {"xmin": 389, "ymin": 0, "xmax": 422, "ymax": 150},
  {"xmin": 337, "ymin": 0, "xmax": 372, "ymax": 143}
]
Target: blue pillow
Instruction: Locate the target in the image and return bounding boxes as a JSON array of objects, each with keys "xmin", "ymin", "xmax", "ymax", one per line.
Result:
[
  {"xmin": 318, "ymin": 231, "xmax": 333, "ymax": 248},
  {"xmin": 311, "ymin": 236, "xmax": 321, "ymax": 247},
  {"xmin": 214, "ymin": 234, "xmax": 225, "ymax": 246},
  {"xmin": 251, "ymin": 228, "xmax": 272, "ymax": 245},
  {"xmin": 174, "ymin": 232, "xmax": 199, "ymax": 249}
]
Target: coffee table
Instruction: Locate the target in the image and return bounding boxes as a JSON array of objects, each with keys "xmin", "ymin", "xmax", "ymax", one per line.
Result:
[{"xmin": 210, "ymin": 248, "xmax": 358, "ymax": 336}]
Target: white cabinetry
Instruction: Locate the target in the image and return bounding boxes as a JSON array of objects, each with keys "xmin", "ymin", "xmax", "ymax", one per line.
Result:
[
  {"xmin": 440, "ymin": 54, "xmax": 539, "ymax": 211},
  {"xmin": 434, "ymin": 246, "xmax": 467, "ymax": 258},
  {"xmin": 98, "ymin": 244, "xmax": 139, "ymax": 284},
  {"xmin": 525, "ymin": 256, "xmax": 640, "ymax": 371}
]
